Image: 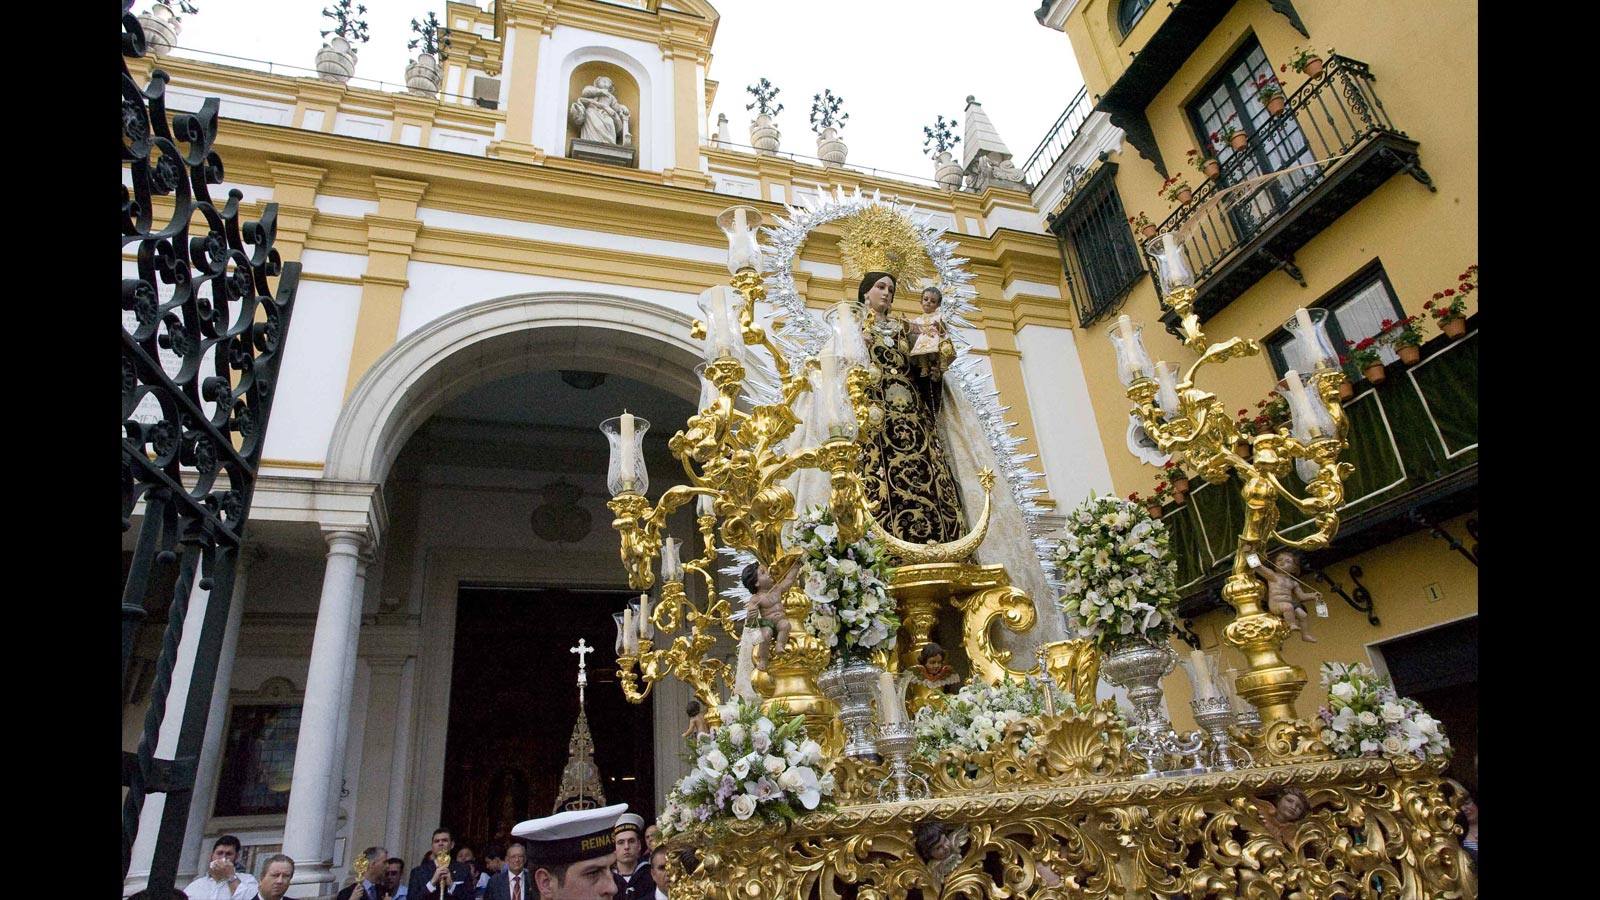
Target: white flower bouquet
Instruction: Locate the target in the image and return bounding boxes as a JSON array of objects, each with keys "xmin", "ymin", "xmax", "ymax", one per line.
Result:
[
  {"xmin": 793, "ymin": 506, "xmax": 899, "ymax": 660},
  {"xmin": 1317, "ymin": 662, "xmax": 1451, "ymax": 762},
  {"xmin": 657, "ymin": 697, "xmax": 836, "ymax": 837},
  {"xmin": 1054, "ymin": 495, "xmax": 1181, "ymax": 649},
  {"xmin": 911, "ymin": 676, "xmax": 1066, "ymax": 761}
]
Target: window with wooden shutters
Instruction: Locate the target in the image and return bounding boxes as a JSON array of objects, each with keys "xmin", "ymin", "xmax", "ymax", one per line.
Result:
[{"xmin": 1051, "ymin": 164, "xmax": 1146, "ymax": 327}]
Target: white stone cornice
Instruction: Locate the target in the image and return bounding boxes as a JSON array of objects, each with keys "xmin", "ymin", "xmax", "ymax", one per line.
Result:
[{"xmin": 1036, "ymin": 0, "xmax": 1079, "ymax": 32}]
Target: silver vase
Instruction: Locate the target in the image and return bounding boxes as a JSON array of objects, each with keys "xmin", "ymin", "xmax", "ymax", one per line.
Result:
[
  {"xmin": 817, "ymin": 656, "xmax": 882, "ymax": 759},
  {"xmin": 1100, "ymin": 635, "xmax": 1205, "ymax": 777}
]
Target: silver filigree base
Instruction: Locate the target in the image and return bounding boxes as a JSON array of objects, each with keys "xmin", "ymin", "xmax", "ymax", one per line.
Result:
[
  {"xmin": 874, "ymin": 722, "xmax": 930, "ymax": 803},
  {"xmin": 817, "ymin": 657, "xmax": 882, "ymax": 759},
  {"xmin": 1101, "ymin": 636, "xmax": 1206, "ymax": 777},
  {"xmin": 1191, "ymin": 695, "xmax": 1252, "ymax": 771}
]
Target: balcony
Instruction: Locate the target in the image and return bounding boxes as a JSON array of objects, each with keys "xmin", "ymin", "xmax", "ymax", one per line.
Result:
[
  {"xmin": 1021, "ymin": 86, "xmax": 1092, "ymax": 188},
  {"xmin": 1157, "ymin": 55, "xmax": 1435, "ymax": 332},
  {"xmin": 1161, "ymin": 324, "xmax": 1478, "ymax": 619}
]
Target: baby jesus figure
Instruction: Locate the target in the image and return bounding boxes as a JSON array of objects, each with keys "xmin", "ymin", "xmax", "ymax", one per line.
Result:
[
  {"xmin": 1251, "ymin": 549, "xmax": 1320, "ymax": 643},
  {"xmin": 908, "ymin": 286, "xmax": 953, "ymax": 381},
  {"xmin": 742, "ymin": 560, "xmax": 800, "ymax": 671},
  {"xmin": 911, "ymin": 642, "xmax": 960, "ymax": 692}
]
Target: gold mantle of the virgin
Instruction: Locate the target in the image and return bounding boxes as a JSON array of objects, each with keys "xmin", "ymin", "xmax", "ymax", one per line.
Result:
[{"xmin": 664, "ymin": 749, "xmax": 1478, "ymax": 899}]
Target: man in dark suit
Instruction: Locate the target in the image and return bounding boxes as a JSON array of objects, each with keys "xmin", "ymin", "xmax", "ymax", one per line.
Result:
[
  {"xmin": 337, "ymin": 846, "xmax": 390, "ymax": 900},
  {"xmin": 484, "ymin": 841, "xmax": 534, "ymax": 900},
  {"xmin": 407, "ymin": 827, "xmax": 476, "ymax": 900}
]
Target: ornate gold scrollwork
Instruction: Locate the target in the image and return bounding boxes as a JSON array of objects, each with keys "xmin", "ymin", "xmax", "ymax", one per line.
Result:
[
  {"xmin": 955, "ymin": 583, "xmax": 1039, "ymax": 684},
  {"xmin": 1038, "ymin": 639, "xmax": 1101, "ymax": 710}
]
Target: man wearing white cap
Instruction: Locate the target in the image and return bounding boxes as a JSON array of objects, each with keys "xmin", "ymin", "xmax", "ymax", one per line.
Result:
[
  {"xmin": 512, "ymin": 802, "xmax": 627, "ymax": 899},
  {"xmin": 608, "ymin": 812, "xmax": 654, "ymax": 900}
]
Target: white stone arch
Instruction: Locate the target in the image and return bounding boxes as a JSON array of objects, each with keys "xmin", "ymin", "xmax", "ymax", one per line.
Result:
[
  {"xmin": 536, "ymin": 35, "xmax": 673, "ymax": 171},
  {"xmin": 324, "ymin": 292, "xmax": 701, "ymax": 486}
]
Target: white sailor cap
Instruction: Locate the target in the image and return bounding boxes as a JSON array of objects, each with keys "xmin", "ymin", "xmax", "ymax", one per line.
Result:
[
  {"xmin": 611, "ymin": 812, "xmax": 646, "ymax": 837},
  {"xmin": 511, "ymin": 802, "xmax": 629, "ymax": 868}
]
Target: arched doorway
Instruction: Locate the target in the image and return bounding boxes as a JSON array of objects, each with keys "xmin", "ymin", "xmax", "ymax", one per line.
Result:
[{"xmin": 325, "ymin": 293, "xmax": 710, "ymax": 862}]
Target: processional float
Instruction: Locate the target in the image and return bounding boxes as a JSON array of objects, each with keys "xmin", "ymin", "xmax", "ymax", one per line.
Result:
[{"xmin": 600, "ymin": 188, "xmax": 1475, "ymax": 898}]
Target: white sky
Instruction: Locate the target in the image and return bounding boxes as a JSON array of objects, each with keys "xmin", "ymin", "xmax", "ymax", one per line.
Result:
[{"xmin": 158, "ymin": 0, "xmax": 1084, "ymax": 181}]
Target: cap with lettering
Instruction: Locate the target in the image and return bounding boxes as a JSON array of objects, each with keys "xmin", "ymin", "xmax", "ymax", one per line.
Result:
[
  {"xmin": 612, "ymin": 812, "xmax": 646, "ymax": 837},
  {"xmin": 511, "ymin": 802, "xmax": 629, "ymax": 869}
]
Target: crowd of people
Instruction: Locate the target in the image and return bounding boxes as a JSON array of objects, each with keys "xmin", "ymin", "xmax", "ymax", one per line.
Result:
[{"xmin": 163, "ymin": 806, "xmax": 694, "ymax": 900}]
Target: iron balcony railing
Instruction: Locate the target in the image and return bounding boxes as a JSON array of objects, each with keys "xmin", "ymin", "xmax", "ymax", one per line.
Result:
[
  {"xmin": 1021, "ymin": 86, "xmax": 1092, "ymax": 188},
  {"xmin": 1156, "ymin": 55, "xmax": 1430, "ymax": 307}
]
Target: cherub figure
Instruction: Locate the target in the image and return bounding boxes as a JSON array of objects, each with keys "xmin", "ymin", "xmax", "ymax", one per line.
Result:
[
  {"xmin": 908, "ymin": 286, "xmax": 953, "ymax": 381},
  {"xmin": 682, "ymin": 699, "xmax": 709, "ymax": 739},
  {"xmin": 1251, "ymin": 548, "xmax": 1320, "ymax": 642},
  {"xmin": 742, "ymin": 560, "xmax": 800, "ymax": 671},
  {"xmin": 913, "ymin": 821, "xmax": 971, "ymax": 892},
  {"xmin": 911, "ymin": 642, "xmax": 960, "ymax": 693},
  {"xmin": 1250, "ymin": 787, "xmax": 1311, "ymax": 844}
]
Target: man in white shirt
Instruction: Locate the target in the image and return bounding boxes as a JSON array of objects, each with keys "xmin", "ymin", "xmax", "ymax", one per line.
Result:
[{"xmin": 182, "ymin": 835, "xmax": 259, "ymax": 900}]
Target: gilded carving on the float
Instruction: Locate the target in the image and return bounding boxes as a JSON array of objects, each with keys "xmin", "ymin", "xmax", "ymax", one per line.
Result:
[
  {"xmin": 954, "ymin": 583, "xmax": 1039, "ymax": 684},
  {"xmin": 1038, "ymin": 638, "xmax": 1100, "ymax": 710},
  {"xmin": 661, "ymin": 759, "xmax": 1475, "ymax": 899},
  {"xmin": 1234, "ymin": 717, "xmax": 1335, "ymax": 767}
]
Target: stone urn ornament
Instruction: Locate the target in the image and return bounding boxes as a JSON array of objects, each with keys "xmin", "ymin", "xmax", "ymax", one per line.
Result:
[
  {"xmin": 923, "ymin": 114, "xmax": 963, "ymax": 189},
  {"xmin": 746, "ymin": 77, "xmax": 783, "ymax": 152},
  {"xmin": 810, "ymin": 89, "xmax": 849, "ymax": 165},
  {"xmin": 136, "ymin": 1, "xmax": 195, "ymax": 57},
  {"xmin": 316, "ymin": 0, "xmax": 369, "ymax": 85},
  {"xmin": 406, "ymin": 11, "xmax": 450, "ymax": 96}
]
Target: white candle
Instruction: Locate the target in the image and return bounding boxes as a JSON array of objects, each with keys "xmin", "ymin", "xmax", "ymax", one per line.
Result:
[
  {"xmin": 818, "ymin": 353, "xmax": 842, "ymax": 435},
  {"xmin": 660, "ymin": 537, "xmax": 682, "ymax": 582},
  {"xmin": 622, "ymin": 608, "xmax": 637, "ymax": 654},
  {"xmin": 619, "ymin": 411, "xmax": 636, "ymax": 487},
  {"xmin": 1294, "ymin": 307, "xmax": 1314, "ymax": 338},
  {"xmin": 1117, "ymin": 314, "xmax": 1135, "ymax": 347},
  {"xmin": 876, "ymin": 672, "xmax": 905, "ymax": 726},
  {"xmin": 638, "ymin": 594, "xmax": 653, "ymax": 639},
  {"xmin": 1285, "ymin": 369, "xmax": 1312, "ymax": 418},
  {"xmin": 697, "ymin": 494, "xmax": 715, "ymax": 518},
  {"xmin": 1190, "ymin": 649, "xmax": 1218, "ymax": 700}
]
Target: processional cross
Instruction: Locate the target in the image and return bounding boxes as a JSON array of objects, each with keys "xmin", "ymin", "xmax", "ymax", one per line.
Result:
[{"xmin": 571, "ymin": 638, "xmax": 594, "ymax": 705}]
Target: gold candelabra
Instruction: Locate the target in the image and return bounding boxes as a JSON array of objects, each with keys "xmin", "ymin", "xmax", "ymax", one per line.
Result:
[
  {"xmin": 1120, "ymin": 233, "xmax": 1355, "ymax": 742},
  {"xmin": 606, "ymin": 206, "xmax": 883, "ymax": 733}
]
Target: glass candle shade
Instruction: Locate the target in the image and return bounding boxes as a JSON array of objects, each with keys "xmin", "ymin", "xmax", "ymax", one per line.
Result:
[
  {"xmin": 1282, "ymin": 307, "xmax": 1339, "ymax": 373},
  {"xmin": 601, "ymin": 413, "xmax": 650, "ymax": 496},
  {"xmin": 825, "ymin": 301, "xmax": 871, "ymax": 368},
  {"xmin": 1154, "ymin": 362, "xmax": 1184, "ymax": 419},
  {"xmin": 715, "ymin": 205, "xmax": 766, "ymax": 274},
  {"xmin": 814, "ymin": 352, "xmax": 860, "ymax": 440},
  {"xmin": 1180, "ymin": 647, "xmax": 1225, "ymax": 702},
  {"xmin": 693, "ymin": 362, "xmax": 719, "ymax": 412},
  {"xmin": 660, "ymin": 536, "xmax": 683, "ymax": 583},
  {"xmin": 697, "ymin": 284, "xmax": 747, "ymax": 364},
  {"xmin": 1144, "ymin": 231, "xmax": 1195, "ymax": 296},
  {"xmin": 613, "ymin": 608, "xmax": 630, "ymax": 655},
  {"xmin": 697, "ymin": 493, "xmax": 715, "ymax": 518},
  {"xmin": 1277, "ymin": 370, "xmax": 1337, "ymax": 442},
  {"xmin": 1107, "ymin": 314, "xmax": 1156, "ymax": 385}
]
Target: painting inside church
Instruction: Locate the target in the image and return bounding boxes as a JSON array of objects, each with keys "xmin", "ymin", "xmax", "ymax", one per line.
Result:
[
  {"xmin": 441, "ymin": 587, "xmax": 655, "ymax": 849},
  {"xmin": 214, "ymin": 703, "xmax": 302, "ymax": 816}
]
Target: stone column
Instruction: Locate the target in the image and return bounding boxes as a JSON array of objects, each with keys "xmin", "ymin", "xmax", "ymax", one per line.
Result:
[
  {"xmin": 174, "ymin": 548, "xmax": 258, "ymax": 884},
  {"xmin": 123, "ymin": 568, "xmax": 215, "ymax": 897},
  {"xmin": 323, "ymin": 548, "xmax": 373, "ymax": 861},
  {"xmin": 384, "ymin": 656, "xmax": 418, "ymax": 857},
  {"xmin": 283, "ymin": 529, "xmax": 369, "ymax": 897}
]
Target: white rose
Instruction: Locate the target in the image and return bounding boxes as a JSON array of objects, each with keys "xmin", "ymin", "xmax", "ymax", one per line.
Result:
[
  {"xmin": 764, "ymin": 754, "xmax": 787, "ymax": 777},
  {"xmin": 836, "ymin": 559, "xmax": 858, "ymax": 577},
  {"xmin": 754, "ymin": 717, "xmax": 774, "ymax": 735},
  {"xmin": 799, "ymin": 739, "xmax": 823, "ymax": 766},
  {"xmin": 751, "ymin": 731, "xmax": 772, "ymax": 753},
  {"xmin": 1357, "ymin": 710, "xmax": 1379, "ymax": 727},
  {"xmin": 731, "ymin": 755, "xmax": 752, "ymax": 780},
  {"xmin": 1330, "ymin": 682, "xmax": 1356, "ymax": 702},
  {"xmin": 730, "ymin": 793, "xmax": 757, "ymax": 820},
  {"xmin": 1380, "ymin": 702, "xmax": 1405, "ymax": 723},
  {"xmin": 1381, "ymin": 736, "xmax": 1404, "ymax": 755},
  {"xmin": 703, "ymin": 748, "xmax": 729, "ymax": 772},
  {"xmin": 727, "ymin": 723, "xmax": 747, "ymax": 748}
]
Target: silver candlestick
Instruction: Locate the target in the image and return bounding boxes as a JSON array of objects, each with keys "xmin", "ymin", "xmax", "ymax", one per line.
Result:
[
  {"xmin": 874, "ymin": 722, "xmax": 929, "ymax": 803},
  {"xmin": 1190, "ymin": 695, "xmax": 1251, "ymax": 771},
  {"xmin": 817, "ymin": 656, "xmax": 882, "ymax": 759},
  {"xmin": 1100, "ymin": 636, "xmax": 1206, "ymax": 777}
]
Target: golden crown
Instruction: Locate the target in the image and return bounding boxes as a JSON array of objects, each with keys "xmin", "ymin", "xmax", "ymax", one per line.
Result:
[{"xmin": 837, "ymin": 205, "xmax": 935, "ymax": 287}]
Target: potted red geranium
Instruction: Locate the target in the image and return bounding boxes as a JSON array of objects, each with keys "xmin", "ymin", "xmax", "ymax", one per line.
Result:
[
  {"xmin": 1146, "ymin": 479, "xmax": 1176, "ymax": 518},
  {"xmin": 1423, "ymin": 263, "xmax": 1476, "ymax": 339},
  {"xmin": 1211, "ymin": 113, "xmax": 1247, "ymax": 152},
  {"xmin": 1129, "ymin": 211, "xmax": 1157, "ymax": 239},
  {"xmin": 1254, "ymin": 73, "xmax": 1288, "ymax": 116},
  {"xmin": 1160, "ymin": 173, "xmax": 1195, "ymax": 206},
  {"xmin": 1380, "ymin": 314, "xmax": 1426, "ymax": 365},
  {"xmin": 1186, "ymin": 147, "xmax": 1221, "ymax": 182},
  {"xmin": 1346, "ymin": 336, "xmax": 1385, "ymax": 384},
  {"xmin": 1163, "ymin": 459, "xmax": 1190, "ymax": 500},
  {"xmin": 1281, "ymin": 46, "xmax": 1328, "ymax": 79}
]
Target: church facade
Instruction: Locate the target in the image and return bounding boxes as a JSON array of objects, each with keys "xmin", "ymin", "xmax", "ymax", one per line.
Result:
[{"xmin": 122, "ymin": 2, "xmax": 1112, "ymax": 895}]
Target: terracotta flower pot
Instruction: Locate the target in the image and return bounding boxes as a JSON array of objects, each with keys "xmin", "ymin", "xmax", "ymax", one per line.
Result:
[
  {"xmin": 1140, "ymin": 224, "xmax": 1158, "ymax": 239},
  {"xmin": 1203, "ymin": 159, "xmax": 1220, "ymax": 179},
  {"xmin": 1146, "ymin": 504, "xmax": 1164, "ymax": 519},
  {"xmin": 1337, "ymin": 379, "xmax": 1354, "ymax": 401},
  {"xmin": 1440, "ymin": 316, "xmax": 1468, "ymax": 339},
  {"xmin": 1396, "ymin": 344, "xmax": 1421, "ymax": 365},
  {"xmin": 1172, "ymin": 476, "xmax": 1190, "ymax": 494},
  {"xmin": 1229, "ymin": 132, "xmax": 1249, "ymax": 151},
  {"xmin": 1177, "ymin": 188, "xmax": 1194, "ymax": 204},
  {"xmin": 1266, "ymin": 95, "xmax": 1286, "ymax": 116},
  {"xmin": 1363, "ymin": 363, "xmax": 1387, "ymax": 385},
  {"xmin": 1303, "ymin": 57, "xmax": 1325, "ymax": 78}
]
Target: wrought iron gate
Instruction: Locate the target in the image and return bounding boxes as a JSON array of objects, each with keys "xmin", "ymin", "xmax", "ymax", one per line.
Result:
[{"xmin": 121, "ymin": 1, "xmax": 300, "ymax": 893}]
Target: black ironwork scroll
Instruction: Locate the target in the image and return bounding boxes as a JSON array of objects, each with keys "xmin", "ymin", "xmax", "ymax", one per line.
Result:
[{"xmin": 121, "ymin": 1, "xmax": 300, "ymax": 893}]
